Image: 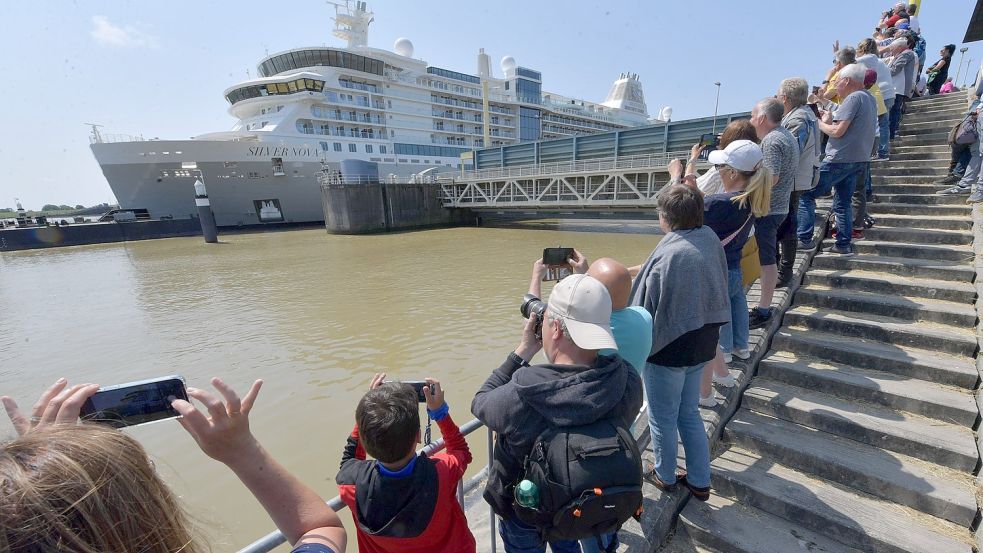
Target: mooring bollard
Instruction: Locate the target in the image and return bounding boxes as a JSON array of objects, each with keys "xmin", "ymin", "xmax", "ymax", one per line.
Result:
[{"xmin": 193, "ymin": 178, "xmax": 218, "ymax": 243}]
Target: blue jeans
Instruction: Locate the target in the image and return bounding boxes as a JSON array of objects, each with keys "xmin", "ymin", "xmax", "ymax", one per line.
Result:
[
  {"xmin": 718, "ymin": 267, "xmax": 748, "ymax": 353},
  {"xmin": 888, "ymin": 95, "xmax": 906, "ymax": 139},
  {"xmin": 644, "ymin": 362, "xmax": 711, "ymax": 488},
  {"xmin": 877, "ymin": 112, "xmax": 890, "ymax": 158},
  {"xmin": 797, "ymin": 161, "xmax": 865, "ymax": 248},
  {"xmin": 499, "ymin": 517, "xmax": 580, "ymax": 553}
]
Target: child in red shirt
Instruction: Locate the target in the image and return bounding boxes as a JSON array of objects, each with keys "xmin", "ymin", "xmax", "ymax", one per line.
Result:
[{"xmin": 337, "ymin": 374, "xmax": 475, "ymax": 553}]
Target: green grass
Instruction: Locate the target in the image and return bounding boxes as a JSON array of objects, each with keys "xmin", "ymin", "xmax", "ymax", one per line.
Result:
[{"xmin": 0, "ymin": 210, "xmax": 78, "ymax": 218}]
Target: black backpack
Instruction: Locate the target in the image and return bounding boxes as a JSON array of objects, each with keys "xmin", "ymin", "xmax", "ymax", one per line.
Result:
[{"xmin": 512, "ymin": 417, "xmax": 643, "ymax": 550}]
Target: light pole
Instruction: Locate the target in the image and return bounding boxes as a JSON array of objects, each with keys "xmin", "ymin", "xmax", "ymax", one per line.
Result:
[
  {"xmin": 711, "ymin": 82, "xmax": 722, "ymax": 135},
  {"xmin": 955, "ymin": 47, "xmax": 969, "ymax": 87}
]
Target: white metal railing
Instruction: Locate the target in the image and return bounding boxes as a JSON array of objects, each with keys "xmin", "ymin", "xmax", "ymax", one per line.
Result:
[
  {"xmin": 90, "ymin": 133, "xmax": 146, "ymax": 144},
  {"xmin": 238, "ymin": 405, "xmax": 649, "ymax": 553}
]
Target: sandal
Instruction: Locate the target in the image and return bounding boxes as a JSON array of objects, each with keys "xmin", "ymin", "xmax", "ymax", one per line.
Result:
[{"xmin": 677, "ymin": 473, "xmax": 711, "ymax": 502}]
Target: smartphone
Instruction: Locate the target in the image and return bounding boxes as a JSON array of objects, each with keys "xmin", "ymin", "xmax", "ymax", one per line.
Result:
[
  {"xmin": 80, "ymin": 375, "xmax": 188, "ymax": 429},
  {"xmin": 542, "ymin": 247, "xmax": 574, "ymax": 267},
  {"xmin": 699, "ymin": 133, "xmax": 719, "ymax": 148},
  {"xmin": 402, "ymin": 381, "xmax": 432, "ymax": 403}
]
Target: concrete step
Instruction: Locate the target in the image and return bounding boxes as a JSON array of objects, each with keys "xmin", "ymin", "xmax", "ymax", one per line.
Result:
[
  {"xmin": 825, "ymin": 239, "xmax": 974, "ymax": 262},
  {"xmin": 873, "ymin": 183, "xmax": 952, "ymax": 194},
  {"xmin": 895, "ymin": 128, "xmax": 950, "ymax": 140},
  {"xmin": 809, "ymin": 253, "xmax": 975, "ymax": 282},
  {"xmin": 758, "ymin": 352, "xmax": 978, "ymax": 425},
  {"xmin": 678, "ymin": 494, "xmax": 863, "ymax": 553},
  {"xmin": 887, "ymin": 151, "xmax": 953, "ymax": 162},
  {"xmin": 802, "ymin": 267, "xmax": 977, "ymax": 303},
  {"xmin": 783, "ymin": 306, "xmax": 977, "ymax": 356},
  {"xmin": 711, "ymin": 448, "xmax": 973, "ymax": 553},
  {"xmin": 871, "ymin": 159, "xmax": 952, "ymax": 169},
  {"xmin": 897, "ymin": 119, "xmax": 962, "ymax": 132},
  {"xmin": 725, "ymin": 410, "xmax": 978, "ymax": 526},
  {"xmin": 861, "ymin": 226, "xmax": 973, "ymax": 246},
  {"xmin": 866, "ymin": 202, "xmax": 971, "ymax": 216},
  {"xmin": 892, "ymin": 135, "xmax": 952, "ymax": 147},
  {"xmin": 743, "ymin": 380, "xmax": 979, "ymax": 471},
  {"xmin": 890, "ymin": 144, "xmax": 952, "ymax": 154},
  {"xmin": 903, "ymin": 110, "xmax": 965, "ymax": 122},
  {"xmin": 868, "ymin": 213, "xmax": 972, "ymax": 231},
  {"xmin": 871, "ymin": 166, "xmax": 949, "ymax": 177},
  {"xmin": 795, "ymin": 285, "xmax": 978, "ymax": 327},
  {"xmin": 772, "ymin": 328, "xmax": 977, "ymax": 388},
  {"xmin": 872, "ymin": 174, "xmax": 955, "ymax": 184},
  {"xmin": 871, "ymin": 193, "xmax": 969, "ymax": 205}
]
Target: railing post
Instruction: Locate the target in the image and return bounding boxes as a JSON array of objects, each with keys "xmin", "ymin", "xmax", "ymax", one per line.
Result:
[{"xmin": 488, "ymin": 426, "xmax": 497, "ymax": 553}]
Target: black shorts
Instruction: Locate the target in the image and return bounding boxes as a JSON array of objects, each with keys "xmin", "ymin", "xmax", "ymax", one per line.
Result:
[{"xmin": 755, "ymin": 214, "xmax": 785, "ymax": 265}]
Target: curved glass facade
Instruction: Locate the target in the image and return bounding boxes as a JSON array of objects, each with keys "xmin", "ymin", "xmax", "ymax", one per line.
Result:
[
  {"xmin": 226, "ymin": 78, "xmax": 325, "ymax": 105},
  {"xmin": 257, "ymin": 48, "xmax": 385, "ymax": 78}
]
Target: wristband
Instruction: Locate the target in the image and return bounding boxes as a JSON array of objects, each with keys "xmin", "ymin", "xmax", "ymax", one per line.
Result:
[
  {"xmin": 509, "ymin": 351, "xmax": 531, "ymax": 367},
  {"xmin": 427, "ymin": 402, "xmax": 450, "ymax": 421}
]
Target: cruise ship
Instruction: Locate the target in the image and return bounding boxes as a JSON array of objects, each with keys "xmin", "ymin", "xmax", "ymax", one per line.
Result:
[{"xmin": 90, "ymin": 1, "xmax": 657, "ymax": 227}]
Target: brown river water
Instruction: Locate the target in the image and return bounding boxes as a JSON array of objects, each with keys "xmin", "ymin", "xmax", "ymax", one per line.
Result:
[{"xmin": 0, "ymin": 225, "xmax": 659, "ymax": 550}]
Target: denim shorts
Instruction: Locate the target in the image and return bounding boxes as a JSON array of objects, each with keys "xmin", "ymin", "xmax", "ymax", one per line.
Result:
[{"xmin": 754, "ymin": 213, "xmax": 784, "ymax": 265}]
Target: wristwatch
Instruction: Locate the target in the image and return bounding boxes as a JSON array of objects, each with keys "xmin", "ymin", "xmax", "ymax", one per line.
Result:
[{"xmin": 509, "ymin": 351, "xmax": 531, "ymax": 367}]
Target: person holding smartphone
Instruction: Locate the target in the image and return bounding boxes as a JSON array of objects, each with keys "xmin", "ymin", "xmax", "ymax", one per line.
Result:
[{"xmin": 0, "ymin": 378, "xmax": 348, "ymax": 553}]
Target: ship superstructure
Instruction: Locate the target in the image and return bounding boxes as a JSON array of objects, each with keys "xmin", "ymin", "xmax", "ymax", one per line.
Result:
[{"xmin": 90, "ymin": 1, "xmax": 657, "ymax": 226}]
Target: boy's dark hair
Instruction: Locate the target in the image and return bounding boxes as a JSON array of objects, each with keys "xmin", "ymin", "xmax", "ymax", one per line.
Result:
[
  {"xmin": 355, "ymin": 383, "xmax": 420, "ymax": 463},
  {"xmin": 659, "ymin": 185, "xmax": 703, "ymax": 231}
]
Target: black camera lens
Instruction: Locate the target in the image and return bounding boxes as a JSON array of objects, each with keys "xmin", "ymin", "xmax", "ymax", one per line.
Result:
[{"xmin": 520, "ymin": 294, "xmax": 548, "ymax": 340}]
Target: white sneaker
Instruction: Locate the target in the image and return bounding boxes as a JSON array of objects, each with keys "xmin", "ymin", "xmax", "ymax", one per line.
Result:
[
  {"xmin": 713, "ymin": 372, "xmax": 736, "ymax": 388},
  {"xmin": 733, "ymin": 348, "xmax": 751, "ymax": 360},
  {"xmin": 699, "ymin": 393, "xmax": 718, "ymax": 408},
  {"xmin": 723, "ymin": 352, "xmax": 733, "ymax": 364}
]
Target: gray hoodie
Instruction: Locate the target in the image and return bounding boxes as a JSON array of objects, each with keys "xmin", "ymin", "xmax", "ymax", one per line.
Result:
[{"xmin": 472, "ymin": 353, "xmax": 642, "ymax": 518}]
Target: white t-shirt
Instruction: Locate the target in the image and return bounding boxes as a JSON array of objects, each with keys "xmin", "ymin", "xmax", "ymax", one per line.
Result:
[
  {"xmin": 696, "ymin": 166, "xmax": 724, "ymax": 196},
  {"xmin": 908, "ymin": 15, "xmax": 920, "ymax": 33}
]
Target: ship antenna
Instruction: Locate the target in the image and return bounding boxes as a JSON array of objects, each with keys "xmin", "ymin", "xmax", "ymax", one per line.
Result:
[{"xmin": 84, "ymin": 123, "xmax": 104, "ymax": 144}]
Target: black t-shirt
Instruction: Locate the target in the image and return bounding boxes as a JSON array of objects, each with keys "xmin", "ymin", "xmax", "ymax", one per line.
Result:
[
  {"xmin": 704, "ymin": 192, "xmax": 753, "ymax": 269},
  {"xmin": 648, "ymin": 323, "xmax": 723, "ymax": 367}
]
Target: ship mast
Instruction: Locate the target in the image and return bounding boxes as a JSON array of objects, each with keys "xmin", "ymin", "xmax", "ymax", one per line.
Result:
[{"xmin": 328, "ymin": 1, "xmax": 374, "ymax": 48}]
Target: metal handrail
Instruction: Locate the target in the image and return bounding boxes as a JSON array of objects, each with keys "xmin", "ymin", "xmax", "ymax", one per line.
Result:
[
  {"xmin": 237, "ymin": 418, "xmax": 489, "ymax": 553},
  {"xmin": 457, "ymin": 150, "xmax": 704, "ymax": 182}
]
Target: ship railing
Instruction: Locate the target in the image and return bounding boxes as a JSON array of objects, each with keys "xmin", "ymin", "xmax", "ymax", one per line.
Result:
[
  {"xmin": 238, "ymin": 407, "xmax": 649, "ymax": 553},
  {"xmin": 91, "ymin": 133, "xmax": 146, "ymax": 144},
  {"xmin": 455, "ymin": 151, "xmax": 701, "ymax": 182}
]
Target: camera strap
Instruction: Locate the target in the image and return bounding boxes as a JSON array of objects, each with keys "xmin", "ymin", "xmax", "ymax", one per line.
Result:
[{"xmin": 424, "ymin": 413, "xmax": 433, "ymax": 446}]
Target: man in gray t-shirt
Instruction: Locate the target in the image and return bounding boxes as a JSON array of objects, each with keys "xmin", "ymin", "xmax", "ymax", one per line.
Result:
[
  {"xmin": 798, "ymin": 64, "xmax": 875, "ymax": 256},
  {"xmin": 748, "ymin": 98, "xmax": 799, "ymax": 330},
  {"xmin": 826, "ymin": 89, "xmax": 877, "ymax": 164}
]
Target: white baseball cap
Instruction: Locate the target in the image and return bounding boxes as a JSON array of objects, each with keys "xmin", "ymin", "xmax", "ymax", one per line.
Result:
[
  {"xmin": 707, "ymin": 140, "xmax": 763, "ymax": 172},
  {"xmin": 546, "ymin": 274, "xmax": 618, "ymax": 350}
]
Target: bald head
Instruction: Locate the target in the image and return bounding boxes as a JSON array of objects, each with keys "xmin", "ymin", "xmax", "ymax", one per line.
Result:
[{"xmin": 586, "ymin": 258, "xmax": 631, "ymax": 311}]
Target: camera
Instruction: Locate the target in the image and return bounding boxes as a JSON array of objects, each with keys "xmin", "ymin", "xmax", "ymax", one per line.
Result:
[{"xmin": 520, "ymin": 293, "xmax": 548, "ymax": 341}]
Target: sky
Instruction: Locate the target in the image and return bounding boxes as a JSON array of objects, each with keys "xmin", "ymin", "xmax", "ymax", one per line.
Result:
[{"xmin": 0, "ymin": 0, "xmax": 978, "ymax": 210}]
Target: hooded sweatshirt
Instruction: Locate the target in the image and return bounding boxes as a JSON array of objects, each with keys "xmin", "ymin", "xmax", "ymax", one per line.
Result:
[
  {"xmin": 471, "ymin": 352, "xmax": 643, "ymax": 519},
  {"xmin": 337, "ymin": 411, "xmax": 475, "ymax": 553},
  {"xmin": 857, "ymin": 53, "xmax": 896, "ymax": 105}
]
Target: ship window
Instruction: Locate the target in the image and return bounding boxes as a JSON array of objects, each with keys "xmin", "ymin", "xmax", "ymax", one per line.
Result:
[
  {"xmin": 224, "ymin": 161, "xmax": 237, "ymax": 168},
  {"xmin": 276, "ymin": 83, "xmax": 289, "ymax": 93},
  {"xmin": 305, "ymin": 79, "xmax": 315, "ymax": 89},
  {"xmin": 349, "ymin": 144, "xmax": 357, "ymax": 152},
  {"xmin": 379, "ymin": 145, "xmax": 387, "ymax": 154},
  {"xmin": 266, "ymin": 84, "xmax": 277, "ymax": 95},
  {"xmin": 334, "ymin": 142, "xmax": 342, "ymax": 151},
  {"xmin": 287, "ymin": 81, "xmax": 297, "ymax": 92},
  {"xmin": 365, "ymin": 145, "xmax": 373, "ymax": 153}
]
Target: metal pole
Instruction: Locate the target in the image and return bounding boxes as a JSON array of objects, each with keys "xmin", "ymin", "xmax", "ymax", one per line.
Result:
[
  {"xmin": 956, "ymin": 47, "xmax": 969, "ymax": 87},
  {"xmin": 965, "ymin": 59, "xmax": 975, "ymax": 89},
  {"xmin": 711, "ymin": 82, "xmax": 722, "ymax": 135},
  {"xmin": 193, "ymin": 176, "xmax": 218, "ymax": 243},
  {"xmin": 488, "ymin": 427, "xmax": 497, "ymax": 553}
]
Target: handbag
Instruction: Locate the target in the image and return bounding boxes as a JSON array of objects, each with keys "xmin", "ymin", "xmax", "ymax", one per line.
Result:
[
  {"xmin": 954, "ymin": 117, "xmax": 978, "ymax": 145},
  {"xmin": 720, "ymin": 215, "xmax": 753, "ymax": 247}
]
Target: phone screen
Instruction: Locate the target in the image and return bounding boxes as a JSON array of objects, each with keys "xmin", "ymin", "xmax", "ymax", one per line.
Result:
[
  {"xmin": 80, "ymin": 376, "xmax": 188, "ymax": 429},
  {"xmin": 542, "ymin": 247, "xmax": 573, "ymax": 266},
  {"xmin": 402, "ymin": 381, "xmax": 431, "ymax": 403}
]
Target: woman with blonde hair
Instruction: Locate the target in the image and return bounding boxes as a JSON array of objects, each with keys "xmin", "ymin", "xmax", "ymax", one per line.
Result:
[
  {"xmin": 0, "ymin": 378, "xmax": 347, "ymax": 553},
  {"xmin": 673, "ymin": 140, "xmax": 772, "ymax": 407},
  {"xmin": 687, "ymin": 119, "xmax": 760, "ymax": 196}
]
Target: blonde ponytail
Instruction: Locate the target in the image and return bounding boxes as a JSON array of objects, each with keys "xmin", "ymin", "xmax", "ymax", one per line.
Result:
[{"xmin": 731, "ymin": 165, "xmax": 773, "ymax": 217}]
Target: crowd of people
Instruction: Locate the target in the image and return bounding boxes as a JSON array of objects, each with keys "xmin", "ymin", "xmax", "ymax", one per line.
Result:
[{"xmin": 0, "ymin": 3, "xmax": 971, "ymax": 553}]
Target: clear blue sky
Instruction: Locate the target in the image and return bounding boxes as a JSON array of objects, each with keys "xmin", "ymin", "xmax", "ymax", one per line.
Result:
[{"xmin": 0, "ymin": 0, "xmax": 977, "ymax": 209}]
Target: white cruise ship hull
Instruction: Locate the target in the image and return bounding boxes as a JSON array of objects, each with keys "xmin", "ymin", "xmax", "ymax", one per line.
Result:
[{"xmin": 91, "ymin": 139, "xmax": 425, "ymax": 227}]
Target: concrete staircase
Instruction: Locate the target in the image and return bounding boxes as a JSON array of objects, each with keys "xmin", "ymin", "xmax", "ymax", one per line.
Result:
[{"xmin": 668, "ymin": 92, "xmax": 981, "ymax": 552}]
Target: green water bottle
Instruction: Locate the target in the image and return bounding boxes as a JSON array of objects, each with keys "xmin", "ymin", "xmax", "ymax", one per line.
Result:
[{"xmin": 515, "ymin": 479, "xmax": 539, "ymax": 509}]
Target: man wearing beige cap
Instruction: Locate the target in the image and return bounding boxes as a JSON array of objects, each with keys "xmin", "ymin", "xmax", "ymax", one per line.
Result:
[{"xmin": 472, "ymin": 274, "xmax": 643, "ymax": 553}]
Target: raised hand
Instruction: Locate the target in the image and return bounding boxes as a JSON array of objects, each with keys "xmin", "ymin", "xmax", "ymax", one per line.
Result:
[
  {"xmin": 170, "ymin": 377, "xmax": 263, "ymax": 464},
  {"xmin": 2, "ymin": 379, "xmax": 100, "ymax": 436}
]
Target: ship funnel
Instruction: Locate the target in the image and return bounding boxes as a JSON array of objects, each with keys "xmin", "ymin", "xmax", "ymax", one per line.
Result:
[
  {"xmin": 477, "ymin": 48, "xmax": 491, "ymax": 78},
  {"xmin": 601, "ymin": 71, "xmax": 648, "ymax": 116}
]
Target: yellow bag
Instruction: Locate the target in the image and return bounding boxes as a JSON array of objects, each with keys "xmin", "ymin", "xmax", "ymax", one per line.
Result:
[{"xmin": 741, "ymin": 236, "xmax": 761, "ymax": 288}]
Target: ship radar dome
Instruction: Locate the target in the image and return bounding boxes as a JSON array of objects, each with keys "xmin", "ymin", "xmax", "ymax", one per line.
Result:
[
  {"xmin": 500, "ymin": 56, "xmax": 517, "ymax": 73},
  {"xmin": 394, "ymin": 38, "xmax": 414, "ymax": 57}
]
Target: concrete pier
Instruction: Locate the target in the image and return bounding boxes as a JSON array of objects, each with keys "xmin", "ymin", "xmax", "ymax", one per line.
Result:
[{"xmin": 320, "ymin": 181, "xmax": 474, "ymax": 234}]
